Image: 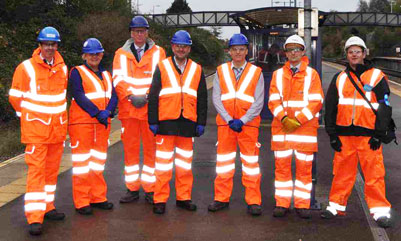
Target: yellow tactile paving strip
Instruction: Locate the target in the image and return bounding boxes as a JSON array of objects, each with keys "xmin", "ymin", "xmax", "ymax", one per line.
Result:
[{"xmin": 0, "ymin": 75, "xmax": 215, "ymax": 207}]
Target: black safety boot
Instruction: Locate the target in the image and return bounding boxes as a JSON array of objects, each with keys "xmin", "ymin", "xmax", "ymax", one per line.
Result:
[
  {"xmin": 272, "ymin": 206, "xmax": 289, "ymax": 217},
  {"xmin": 119, "ymin": 190, "xmax": 140, "ymax": 203},
  {"xmin": 76, "ymin": 205, "xmax": 93, "ymax": 215},
  {"xmin": 376, "ymin": 216, "xmax": 391, "ymax": 228},
  {"xmin": 44, "ymin": 209, "xmax": 65, "ymax": 220},
  {"xmin": 247, "ymin": 204, "xmax": 262, "ymax": 216},
  {"xmin": 29, "ymin": 223, "xmax": 42, "ymax": 236},
  {"xmin": 153, "ymin": 203, "xmax": 166, "ymax": 214},
  {"xmin": 144, "ymin": 192, "xmax": 154, "ymax": 204},
  {"xmin": 176, "ymin": 200, "xmax": 197, "ymax": 211},
  {"xmin": 295, "ymin": 208, "xmax": 312, "ymax": 219},
  {"xmin": 208, "ymin": 201, "xmax": 229, "ymax": 212},
  {"xmin": 320, "ymin": 209, "xmax": 336, "ymax": 219},
  {"xmin": 90, "ymin": 201, "xmax": 114, "ymax": 210}
]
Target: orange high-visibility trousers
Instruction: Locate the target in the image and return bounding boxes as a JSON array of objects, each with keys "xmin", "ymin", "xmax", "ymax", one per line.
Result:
[
  {"xmin": 153, "ymin": 135, "xmax": 193, "ymax": 203},
  {"xmin": 214, "ymin": 125, "xmax": 261, "ymax": 205},
  {"xmin": 328, "ymin": 136, "xmax": 391, "ymax": 217},
  {"xmin": 121, "ymin": 118, "xmax": 156, "ymax": 193},
  {"xmin": 24, "ymin": 143, "xmax": 63, "ymax": 224},
  {"xmin": 69, "ymin": 124, "xmax": 110, "ymax": 209},
  {"xmin": 274, "ymin": 150, "xmax": 313, "ymax": 209}
]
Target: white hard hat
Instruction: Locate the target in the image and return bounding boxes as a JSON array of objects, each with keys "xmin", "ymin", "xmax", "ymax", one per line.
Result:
[
  {"xmin": 284, "ymin": 35, "xmax": 305, "ymax": 49},
  {"xmin": 344, "ymin": 36, "xmax": 367, "ymax": 52}
]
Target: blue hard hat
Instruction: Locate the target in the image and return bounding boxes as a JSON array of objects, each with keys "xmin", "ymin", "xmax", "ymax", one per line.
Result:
[
  {"xmin": 228, "ymin": 33, "xmax": 248, "ymax": 47},
  {"xmin": 82, "ymin": 38, "xmax": 104, "ymax": 54},
  {"xmin": 37, "ymin": 27, "xmax": 61, "ymax": 42},
  {"xmin": 171, "ymin": 30, "xmax": 192, "ymax": 46},
  {"xmin": 129, "ymin": 16, "xmax": 149, "ymax": 29}
]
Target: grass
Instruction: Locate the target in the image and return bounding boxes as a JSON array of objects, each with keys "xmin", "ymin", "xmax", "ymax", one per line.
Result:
[{"xmin": 0, "ymin": 120, "xmax": 24, "ymax": 162}]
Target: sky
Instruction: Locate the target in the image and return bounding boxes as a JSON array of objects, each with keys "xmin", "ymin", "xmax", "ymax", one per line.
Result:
[{"xmin": 137, "ymin": 0, "xmax": 360, "ymax": 39}]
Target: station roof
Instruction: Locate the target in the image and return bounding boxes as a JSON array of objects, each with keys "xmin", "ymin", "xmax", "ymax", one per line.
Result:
[{"xmin": 231, "ymin": 7, "xmax": 300, "ymax": 28}]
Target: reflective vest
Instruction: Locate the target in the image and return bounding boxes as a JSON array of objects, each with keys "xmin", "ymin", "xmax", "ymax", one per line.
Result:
[
  {"xmin": 268, "ymin": 56, "xmax": 324, "ymax": 151},
  {"xmin": 336, "ymin": 68, "xmax": 385, "ymax": 130},
  {"xmin": 69, "ymin": 65, "xmax": 113, "ymax": 124},
  {"xmin": 9, "ymin": 48, "xmax": 68, "ymax": 144},
  {"xmin": 113, "ymin": 44, "xmax": 166, "ymax": 120},
  {"xmin": 216, "ymin": 62, "xmax": 262, "ymax": 127},
  {"xmin": 158, "ymin": 57, "xmax": 202, "ymax": 122}
]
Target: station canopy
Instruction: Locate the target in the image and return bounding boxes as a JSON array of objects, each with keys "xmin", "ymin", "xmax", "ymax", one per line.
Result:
[{"xmin": 231, "ymin": 7, "xmax": 300, "ymax": 28}]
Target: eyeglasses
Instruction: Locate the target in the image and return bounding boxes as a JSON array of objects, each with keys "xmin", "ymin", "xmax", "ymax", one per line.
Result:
[
  {"xmin": 41, "ymin": 42, "xmax": 58, "ymax": 48},
  {"xmin": 347, "ymin": 50, "xmax": 363, "ymax": 55},
  {"xmin": 230, "ymin": 47, "xmax": 247, "ymax": 53},
  {"xmin": 86, "ymin": 53, "xmax": 103, "ymax": 57},
  {"xmin": 284, "ymin": 47, "xmax": 303, "ymax": 53},
  {"xmin": 131, "ymin": 29, "xmax": 147, "ymax": 35},
  {"xmin": 173, "ymin": 44, "xmax": 190, "ymax": 49}
]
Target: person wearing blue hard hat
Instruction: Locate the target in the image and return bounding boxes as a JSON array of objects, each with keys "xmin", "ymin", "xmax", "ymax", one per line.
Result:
[
  {"xmin": 9, "ymin": 26, "xmax": 68, "ymax": 236},
  {"xmin": 113, "ymin": 16, "xmax": 166, "ymax": 205},
  {"xmin": 147, "ymin": 30, "xmax": 207, "ymax": 214},
  {"xmin": 68, "ymin": 38, "xmax": 117, "ymax": 216},
  {"xmin": 208, "ymin": 33, "xmax": 264, "ymax": 216}
]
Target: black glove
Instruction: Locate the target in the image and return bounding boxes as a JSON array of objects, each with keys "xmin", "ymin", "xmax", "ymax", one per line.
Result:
[
  {"xmin": 329, "ymin": 135, "xmax": 342, "ymax": 152},
  {"xmin": 368, "ymin": 136, "xmax": 382, "ymax": 151},
  {"xmin": 96, "ymin": 110, "xmax": 110, "ymax": 128},
  {"xmin": 129, "ymin": 95, "xmax": 147, "ymax": 108}
]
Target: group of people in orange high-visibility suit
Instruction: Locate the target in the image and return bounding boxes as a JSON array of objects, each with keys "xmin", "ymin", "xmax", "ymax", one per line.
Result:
[{"xmin": 9, "ymin": 15, "xmax": 395, "ymax": 236}]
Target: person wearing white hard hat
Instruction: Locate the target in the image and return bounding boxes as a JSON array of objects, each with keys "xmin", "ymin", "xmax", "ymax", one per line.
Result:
[
  {"xmin": 268, "ymin": 34, "xmax": 324, "ymax": 219},
  {"xmin": 321, "ymin": 36, "xmax": 393, "ymax": 228}
]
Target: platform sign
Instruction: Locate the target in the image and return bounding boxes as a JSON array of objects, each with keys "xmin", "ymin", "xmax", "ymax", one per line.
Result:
[{"xmin": 298, "ymin": 8, "xmax": 319, "ymax": 37}]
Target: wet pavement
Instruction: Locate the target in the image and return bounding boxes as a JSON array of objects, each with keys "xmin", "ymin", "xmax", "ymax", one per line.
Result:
[{"xmin": 0, "ymin": 63, "xmax": 400, "ymax": 241}]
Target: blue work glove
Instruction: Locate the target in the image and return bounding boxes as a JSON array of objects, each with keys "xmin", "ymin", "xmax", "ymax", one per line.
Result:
[
  {"xmin": 96, "ymin": 110, "xmax": 110, "ymax": 128},
  {"xmin": 195, "ymin": 125, "xmax": 205, "ymax": 137},
  {"xmin": 368, "ymin": 136, "xmax": 381, "ymax": 151},
  {"xmin": 129, "ymin": 95, "xmax": 147, "ymax": 108},
  {"xmin": 329, "ymin": 135, "xmax": 342, "ymax": 152},
  {"xmin": 228, "ymin": 119, "xmax": 244, "ymax": 133},
  {"xmin": 149, "ymin": 124, "xmax": 159, "ymax": 136}
]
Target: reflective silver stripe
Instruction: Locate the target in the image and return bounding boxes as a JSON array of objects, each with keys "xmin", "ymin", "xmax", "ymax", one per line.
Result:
[
  {"xmin": 113, "ymin": 75, "xmax": 124, "ymax": 87},
  {"xmin": 156, "ymin": 150, "xmax": 174, "ymax": 159},
  {"xmin": 303, "ymin": 67, "xmax": 312, "ymax": 104},
  {"xmin": 175, "ymin": 158, "xmax": 192, "ymax": 170},
  {"xmin": 45, "ymin": 194, "xmax": 55, "ymax": 202},
  {"xmin": 23, "ymin": 60, "xmax": 37, "ymax": 95},
  {"xmin": 25, "ymin": 90, "xmax": 66, "ymax": 102},
  {"xmin": 85, "ymin": 92, "xmax": 107, "ymax": 99},
  {"xmin": 125, "ymin": 174, "xmax": 139, "ymax": 182},
  {"xmin": 294, "ymin": 151, "xmax": 314, "ymax": 162},
  {"xmin": 216, "ymin": 163, "xmax": 235, "ymax": 174},
  {"xmin": 269, "ymin": 93, "xmax": 281, "ymax": 101},
  {"xmin": 125, "ymin": 165, "xmax": 139, "ymax": 173},
  {"xmin": 72, "ymin": 153, "xmax": 90, "ymax": 162},
  {"xmin": 220, "ymin": 63, "xmax": 236, "ymax": 101},
  {"xmin": 142, "ymin": 165, "xmax": 155, "ymax": 174},
  {"xmin": 141, "ymin": 173, "xmax": 156, "ymax": 183},
  {"xmin": 175, "ymin": 147, "xmax": 193, "ymax": 158},
  {"xmin": 25, "ymin": 145, "xmax": 35, "ymax": 154},
  {"xmin": 44, "ymin": 185, "xmax": 56, "ymax": 192},
  {"xmin": 274, "ymin": 150, "xmax": 293, "ymax": 158},
  {"xmin": 329, "ymin": 201, "xmax": 346, "ymax": 211},
  {"xmin": 284, "ymin": 100, "xmax": 308, "ymax": 108},
  {"xmin": 272, "ymin": 135, "xmax": 317, "ymax": 143},
  {"xmin": 242, "ymin": 164, "xmax": 260, "ymax": 175},
  {"xmin": 308, "ymin": 94, "xmax": 323, "ymax": 101},
  {"xmin": 338, "ymin": 98, "xmax": 379, "ymax": 109},
  {"xmin": 159, "ymin": 59, "xmax": 180, "ymax": 96},
  {"xmin": 272, "ymin": 135, "xmax": 285, "ymax": 142},
  {"xmin": 300, "ymin": 107, "xmax": 313, "ymax": 120},
  {"xmin": 16, "ymin": 112, "xmax": 21, "ymax": 117},
  {"xmin": 276, "ymin": 68, "xmax": 284, "ymax": 97},
  {"xmin": 274, "ymin": 180, "xmax": 293, "ymax": 188},
  {"xmin": 25, "ymin": 113, "xmax": 51, "ymax": 125},
  {"xmin": 216, "ymin": 152, "xmax": 236, "ymax": 162},
  {"xmin": 294, "ymin": 190, "xmax": 310, "ymax": 199},
  {"xmin": 337, "ymin": 73, "xmax": 347, "ymax": 100},
  {"xmin": 89, "ymin": 161, "xmax": 104, "ymax": 171},
  {"xmin": 25, "ymin": 203, "xmax": 46, "ymax": 211},
  {"xmin": 181, "ymin": 61, "xmax": 198, "ymax": 97},
  {"xmin": 295, "ymin": 180, "xmax": 312, "ymax": 190},
  {"xmin": 236, "ymin": 65, "xmax": 256, "ymax": 103},
  {"xmin": 73, "ymin": 166, "xmax": 90, "ymax": 174},
  {"xmin": 151, "ymin": 47, "xmax": 160, "ymax": 76},
  {"xmin": 155, "ymin": 162, "xmax": 174, "ymax": 171},
  {"xmin": 124, "ymin": 77, "xmax": 152, "ymax": 86},
  {"xmin": 370, "ymin": 206, "xmax": 391, "ymax": 220},
  {"xmin": 9, "ymin": 89, "xmax": 25, "ymax": 97},
  {"xmin": 275, "ymin": 189, "xmax": 292, "ymax": 197},
  {"xmin": 326, "ymin": 205, "xmax": 338, "ymax": 215},
  {"xmin": 240, "ymin": 153, "xmax": 258, "ymax": 163},
  {"xmin": 128, "ymin": 86, "xmax": 149, "ymax": 96},
  {"xmin": 366, "ymin": 68, "xmax": 381, "ymax": 101},
  {"xmin": 25, "ymin": 192, "xmax": 46, "ymax": 200},
  {"xmin": 21, "ymin": 101, "xmax": 66, "ymax": 114},
  {"xmin": 91, "ymin": 149, "xmax": 107, "ymax": 160},
  {"xmin": 63, "ymin": 65, "xmax": 68, "ymax": 76},
  {"xmin": 273, "ymin": 105, "xmax": 284, "ymax": 117},
  {"xmin": 78, "ymin": 65, "xmax": 103, "ymax": 96}
]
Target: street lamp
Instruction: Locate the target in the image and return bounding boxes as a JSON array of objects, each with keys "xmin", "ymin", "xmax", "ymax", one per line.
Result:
[{"xmin": 153, "ymin": 4, "xmax": 160, "ymax": 15}]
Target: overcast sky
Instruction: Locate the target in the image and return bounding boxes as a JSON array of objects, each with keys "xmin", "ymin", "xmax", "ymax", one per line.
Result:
[{"xmin": 138, "ymin": 0, "xmax": 360, "ymax": 39}]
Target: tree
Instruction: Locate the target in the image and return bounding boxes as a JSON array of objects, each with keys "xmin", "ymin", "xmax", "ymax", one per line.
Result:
[
  {"xmin": 369, "ymin": 0, "xmax": 390, "ymax": 12},
  {"xmin": 210, "ymin": 26, "xmax": 222, "ymax": 39},
  {"xmin": 357, "ymin": 0, "xmax": 369, "ymax": 12},
  {"xmin": 166, "ymin": 0, "xmax": 192, "ymax": 14}
]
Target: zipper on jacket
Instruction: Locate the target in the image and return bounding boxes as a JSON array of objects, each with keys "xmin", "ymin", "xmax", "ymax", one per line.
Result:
[{"xmin": 180, "ymin": 73, "xmax": 184, "ymax": 114}]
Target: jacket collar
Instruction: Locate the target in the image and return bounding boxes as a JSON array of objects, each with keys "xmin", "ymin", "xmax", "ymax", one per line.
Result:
[
  {"xmin": 284, "ymin": 56, "xmax": 309, "ymax": 73},
  {"xmin": 32, "ymin": 47, "xmax": 65, "ymax": 68}
]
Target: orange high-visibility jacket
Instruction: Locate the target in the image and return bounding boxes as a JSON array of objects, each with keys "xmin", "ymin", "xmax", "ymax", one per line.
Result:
[
  {"xmin": 69, "ymin": 65, "xmax": 113, "ymax": 124},
  {"xmin": 158, "ymin": 57, "xmax": 202, "ymax": 122},
  {"xmin": 335, "ymin": 68, "xmax": 386, "ymax": 130},
  {"xmin": 9, "ymin": 48, "xmax": 68, "ymax": 144},
  {"xmin": 113, "ymin": 42, "xmax": 166, "ymax": 120},
  {"xmin": 215, "ymin": 62, "xmax": 262, "ymax": 127},
  {"xmin": 268, "ymin": 56, "xmax": 324, "ymax": 151}
]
